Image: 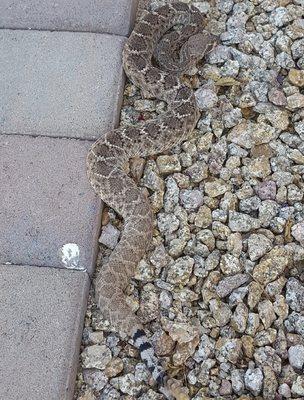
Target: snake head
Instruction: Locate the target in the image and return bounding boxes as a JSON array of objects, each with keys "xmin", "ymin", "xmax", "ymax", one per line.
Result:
[{"xmin": 186, "ymin": 31, "xmax": 219, "ymax": 60}]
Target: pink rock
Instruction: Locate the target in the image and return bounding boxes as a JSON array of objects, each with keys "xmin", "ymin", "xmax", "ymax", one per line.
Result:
[{"xmin": 255, "ymin": 180, "xmax": 276, "ymax": 200}]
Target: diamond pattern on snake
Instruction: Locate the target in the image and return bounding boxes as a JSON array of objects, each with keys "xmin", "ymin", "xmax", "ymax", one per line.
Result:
[{"xmin": 87, "ymin": 1, "xmax": 218, "ymax": 397}]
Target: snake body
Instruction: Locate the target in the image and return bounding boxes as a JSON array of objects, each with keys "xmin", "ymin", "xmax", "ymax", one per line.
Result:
[{"xmin": 87, "ymin": 1, "xmax": 216, "ymax": 391}]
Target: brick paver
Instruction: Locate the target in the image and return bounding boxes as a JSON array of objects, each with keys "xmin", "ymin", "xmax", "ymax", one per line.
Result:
[
  {"xmin": 0, "ymin": 264, "xmax": 90, "ymax": 400},
  {"xmin": 0, "ymin": 0, "xmax": 138, "ymax": 36},
  {"xmin": 0, "ymin": 0, "xmax": 137, "ymax": 397},
  {"xmin": 0, "ymin": 30, "xmax": 126, "ymax": 140},
  {"xmin": 0, "ymin": 134, "xmax": 101, "ymax": 274}
]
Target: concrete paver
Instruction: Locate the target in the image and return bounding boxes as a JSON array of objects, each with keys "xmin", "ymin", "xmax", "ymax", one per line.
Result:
[
  {"xmin": 0, "ymin": 0, "xmax": 138, "ymax": 397},
  {"xmin": 0, "ymin": 29, "xmax": 126, "ymax": 140},
  {"xmin": 0, "ymin": 0, "xmax": 138, "ymax": 36},
  {"xmin": 0, "ymin": 264, "xmax": 90, "ymax": 400},
  {"xmin": 0, "ymin": 134, "xmax": 101, "ymax": 274}
]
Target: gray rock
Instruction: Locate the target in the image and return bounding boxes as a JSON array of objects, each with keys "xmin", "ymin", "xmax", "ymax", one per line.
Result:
[
  {"xmin": 255, "ymin": 180, "xmax": 276, "ymax": 200},
  {"xmin": 195, "ymin": 87, "xmax": 218, "ymax": 110},
  {"xmin": 157, "ymin": 213, "xmax": 179, "ymax": 235},
  {"xmin": 231, "ymin": 369, "xmax": 245, "ymax": 395},
  {"xmin": 156, "ymin": 155, "xmax": 181, "ymax": 175},
  {"xmin": 111, "ymin": 373, "xmax": 143, "ymax": 396},
  {"xmin": 247, "ymin": 233, "xmax": 272, "ymax": 261},
  {"xmin": 83, "ymin": 369, "xmax": 108, "ymax": 391},
  {"xmin": 229, "ymin": 211, "xmax": 261, "ymax": 232},
  {"xmin": 167, "ymin": 256, "xmax": 194, "ymax": 286},
  {"xmin": 278, "ymin": 383, "xmax": 291, "ymax": 398},
  {"xmin": 180, "ymin": 189, "xmax": 204, "ymax": 210},
  {"xmin": 286, "ymin": 278, "xmax": 304, "ymax": 312},
  {"xmin": 216, "ymin": 274, "xmax": 249, "ymax": 298},
  {"xmin": 81, "ymin": 345, "xmax": 112, "ymax": 370},
  {"xmin": 288, "ymin": 345, "xmax": 304, "ymax": 370},
  {"xmin": 99, "ymin": 223, "xmax": 120, "ymax": 249},
  {"xmin": 291, "ymin": 221, "xmax": 304, "ymax": 245},
  {"xmin": 291, "ymin": 376, "xmax": 304, "ymax": 396},
  {"xmin": 244, "ymin": 367, "xmax": 263, "ymax": 396}
]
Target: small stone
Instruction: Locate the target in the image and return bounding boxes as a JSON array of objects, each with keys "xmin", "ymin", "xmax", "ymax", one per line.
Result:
[
  {"xmin": 295, "ymin": 121, "xmax": 304, "ymax": 139},
  {"xmin": 288, "ymin": 148, "xmax": 304, "ymax": 164},
  {"xmin": 288, "ymin": 345, "xmax": 304, "ymax": 370},
  {"xmin": 195, "ymin": 205, "xmax": 212, "ymax": 228},
  {"xmin": 164, "ymin": 321, "xmax": 199, "ymax": 344},
  {"xmin": 246, "ymin": 313, "xmax": 260, "ymax": 337},
  {"xmin": 247, "ymin": 156, "xmax": 271, "ymax": 178},
  {"xmin": 231, "ymin": 302, "xmax": 249, "ymax": 333},
  {"xmin": 231, "ymin": 369, "xmax": 245, "ymax": 395},
  {"xmin": 219, "ymin": 379, "xmax": 232, "ymax": 396},
  {"xmin": 227, "ymin": 121, "xmax": 275, "ymax": 149},
  {"xmin": 209, "ymin": 299, "xmax": 232, "ymax": 327},
  {"xmin": 276, "ymin": 52, "xmax": 295, "ymax": 69},
  {"xmin": 205, "ymin": 179, "xmax": 230, "ymax": 198},
  {"xmin": 269, "ymin": 7, "xmax": 291, "ymax": 27},
  {"xmin": 227, "ymin": 232, "xmax": 243, "ymax": 256},
  {"xmin": 139, "ymin": 284, "xmax": 159, "ymax": 323},
  {"xmin": 216, "ymin": 273, "xmax": 249, "ymax": 298},
  {"xmin": 157, "ymin": 213, "xmax": 179, "ymax": 235},
  {"xmin": 263, "ymin": 366, "xmax": 278, "ymax": 400},
  {"xmin": 156, "ymin": 155, "xmax": 181, "ymax": 175},
  {"xmin": 244, "ymin": 367, "xmax": 263, "ymax": 396},
  {"xmin": 195, "ymin": 87, "xmax": 218, "ymax": 110},
  {"xmin": 255, "ymin": 180, "xmax": 276, "ymax": 200},
  {"xmin": 180, "ymin": 189, "xmax": 204, "ymax": 210},
  {"xmin": 104, "ymin": 358, "xmax": 124, "ymax": 378},
  {"xmin": 220, "ymin": 253, "xmax": 243, "ymax": 275},
  {"xmin": 287, "ymin": 93, "xmax": 304, "ymax": 109},
  {"xmin": 83, "ymin": 370, "xmax": 108, "ymax": 391},
  {"xmin": 268, "ymin": 87, "xmax": 287, "ymax": 106},
  {"xmin": 288, "ymin": 68, "xmax": 304, "ymax": 87},
  {"xmin": 247, "ymin": 234, "xmax": 272, "ymax": 261},
  {"xmin": 229, "ymin": 211, "xmax": 260, "ymax": 232},
  {"xmin": 242, "ymin": 335, "xmax": 254, "ymax": 359},
  {"xmin": 286, "ymin": 278, "xmax": 304, "ymax": 312},
  {"xmin": 111, "ymin": 373, "xmax": 143, "ymax": 396},
  {"xmin": 247, "ymin": 282, "xmax": 264, "ymax": 310},
  {"xmin": 167, "ymin": 256, "xmax": 194, "ymax": 286},
  {"xmin": 81, "ymin": 345, "xmax": 112, "ymax": 370},
  {"xmin": 273, "ymin": 295, "xmax": 289, "ymax": 319},
  {"xmin": 266, "ymin": 276, "xmax": 287, "ymax": 298},
  {"xmin": 99, "ymin": 385, "xmax": 121, "ymax": 399},
  {"xmin": 193, "ymin": 334, "xmax": 215, "ymax": 363},
  {"xmin": 173, "ymin": 334, "xmax": 200, "ymax": 366},
  {"xmin": 291, "ymin": 376, "xmax": 304, "ymax": 396},
  {"xmin": 252, "ymin": 247, "xmax": 290, "ymax": 285},
  {"xmin": 291, "ymin": 221, "xmax": 304, "ymax": 245},
  {"xmin": 99, "ymin": 224, "xmax": 120, "ymax": 249},
  {"xmin": 254, "ymin": 328, "xmax": 277, "ymax": 347},
  {"xmin": 215, "ymin": 338, "xmax": 242, "ymax": 364},
  {"xmin": 185, "ymin": 161, "xmax": 208, "ymax": 183},
  {"xmin": 258, "ymin": 300, "xmax": 276, "ymax": 329},
  {"xmin": 78, "ymin": 390, "xmax": 96, "ymax": 400},
  {"xmin": 279, "ymin": 383, "xmax": 291, "ymax": 398},
  {"xmin": 152, "ymin": 331, "xmax": 175, "ymax": 356}
]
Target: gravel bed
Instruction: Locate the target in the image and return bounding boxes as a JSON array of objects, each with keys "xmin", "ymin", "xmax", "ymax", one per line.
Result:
[{"xmin": 74, "ymin": 0, "xmax": 304, "ymax": 399}]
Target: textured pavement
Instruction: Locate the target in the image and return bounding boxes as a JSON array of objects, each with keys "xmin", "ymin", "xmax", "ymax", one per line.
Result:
[
  {"xmin": 0, "ymin": 265, "xmax": 90, "ymax": 400},
  {"xmin": 0, "ymin": 1, "xmax": 137, "ymax": 399},
  {"xmin": 0, "ymin": 135, "xmax": 101, "ymax": 273},
  {"xmin": 0, "ymin": 0, "xmax": 138, "ymax": 36},
  {"xmin": 0, "ymin": 30, "xmax": 125, "ymax": 140}
]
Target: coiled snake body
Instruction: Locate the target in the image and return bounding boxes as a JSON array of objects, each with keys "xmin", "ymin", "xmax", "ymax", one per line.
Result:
[{"xmin": 87, "ymin": 1, "xmax": 217, "ymax": 394}]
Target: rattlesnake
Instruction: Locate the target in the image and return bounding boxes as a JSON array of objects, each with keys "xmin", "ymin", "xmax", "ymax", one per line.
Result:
[{"xmin": 87, "ymin": 1, "xmax": 217, "ymax": 395}]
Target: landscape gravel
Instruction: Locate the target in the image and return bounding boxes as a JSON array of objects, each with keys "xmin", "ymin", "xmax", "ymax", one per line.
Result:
[{"xmin": 75, "ymin": 0, "xmax": 304, "ymax": 399}]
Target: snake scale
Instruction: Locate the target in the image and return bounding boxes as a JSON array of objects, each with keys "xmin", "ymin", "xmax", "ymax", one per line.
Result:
[{"xmin": 87, "ymin": 1, "xmax": 217, "ymax": 395}]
